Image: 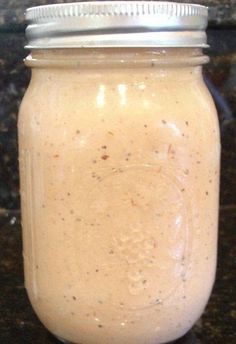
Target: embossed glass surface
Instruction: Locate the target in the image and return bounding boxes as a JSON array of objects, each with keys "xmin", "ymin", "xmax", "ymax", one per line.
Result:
[{"xmin": 18, "ymin": 48, "xmax": 220, "ymax": 344}]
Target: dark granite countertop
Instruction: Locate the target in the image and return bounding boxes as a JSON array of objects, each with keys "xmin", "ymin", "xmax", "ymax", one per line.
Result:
[{"xmin": 0, "ymin": 208, "xmax": 235, "ymax": 343}]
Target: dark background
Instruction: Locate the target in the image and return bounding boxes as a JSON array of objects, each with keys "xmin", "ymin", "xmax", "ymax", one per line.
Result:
[{"xmin": 0, "ymin": 1, "xmax": 235, "ymax": 343}]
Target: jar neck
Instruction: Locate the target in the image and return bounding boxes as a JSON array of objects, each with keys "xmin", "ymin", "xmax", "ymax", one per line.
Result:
[{"xmin": 25, "ymin": 48, "xmax": 208, "ymax": 69}]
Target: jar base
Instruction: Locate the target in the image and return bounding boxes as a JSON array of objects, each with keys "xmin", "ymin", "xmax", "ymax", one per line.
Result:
[
  {"xmin": 56, "ymin": 335, "xmax": 183, "ymax": 344},
  {"xmin": 56, "ymin": 336, "xmax": 74, "ymax": 344}
]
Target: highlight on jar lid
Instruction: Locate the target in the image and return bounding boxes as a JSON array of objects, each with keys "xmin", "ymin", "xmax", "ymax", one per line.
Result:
[{"xmin": 25, "ymin": 1, "xmax": 209, "ymax": 49}]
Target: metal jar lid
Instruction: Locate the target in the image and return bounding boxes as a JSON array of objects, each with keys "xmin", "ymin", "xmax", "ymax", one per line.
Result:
[{"xmin": 25, "ymin": 1, "xmax": 208, "ymax": 49}]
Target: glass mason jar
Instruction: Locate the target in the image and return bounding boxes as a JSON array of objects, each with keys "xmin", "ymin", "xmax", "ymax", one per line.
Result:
[{"xmin": 18, "ymin": 2, "xmax": 220, "ymax": 344}]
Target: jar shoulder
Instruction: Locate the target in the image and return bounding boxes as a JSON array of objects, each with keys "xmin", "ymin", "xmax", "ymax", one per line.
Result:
[{"xmin": 18, "ymin": 70, "xmax": 219, "ymax": 146}]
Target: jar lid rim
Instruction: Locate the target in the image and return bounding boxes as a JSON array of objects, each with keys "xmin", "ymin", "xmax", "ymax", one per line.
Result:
[{"xmin": 25, "ymin": 1, "xmax": 209, "ymax": 49}]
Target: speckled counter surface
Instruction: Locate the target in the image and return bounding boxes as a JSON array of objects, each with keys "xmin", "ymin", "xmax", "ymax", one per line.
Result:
[{"xmin": 0, "ymin": 208, "xmax": 235, "ymax": 344}]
